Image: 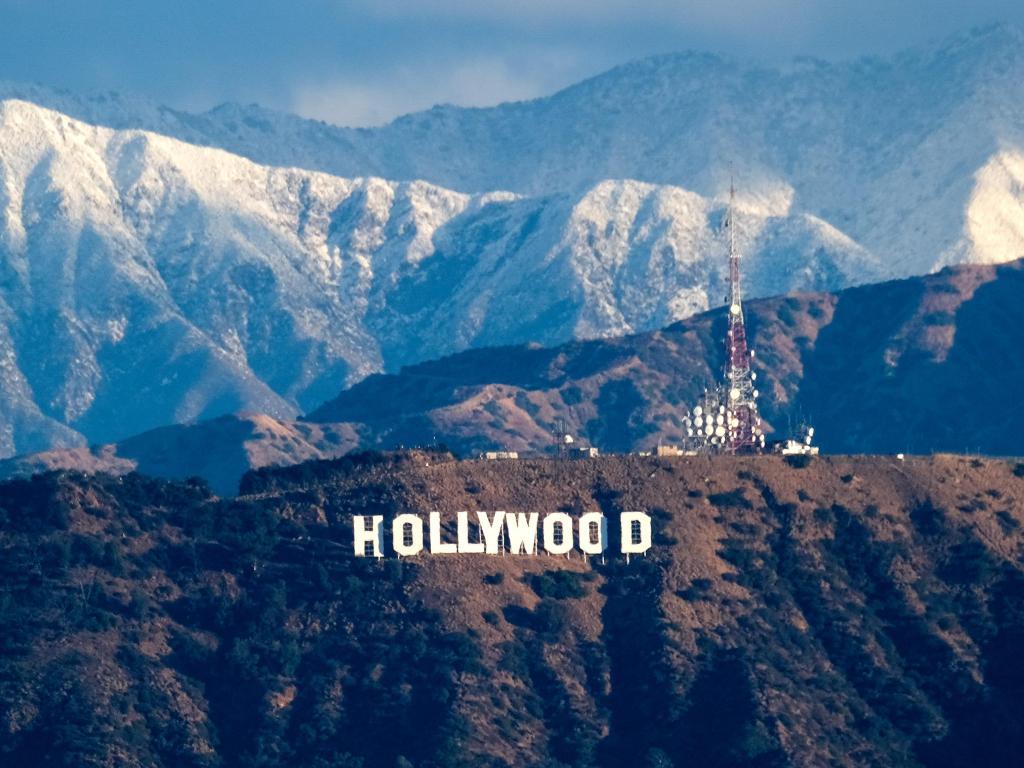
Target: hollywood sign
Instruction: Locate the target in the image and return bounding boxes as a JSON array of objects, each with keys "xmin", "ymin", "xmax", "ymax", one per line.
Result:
[{"xmin": 353, "ymin": 511, "xmax": 652, "ymax": 558}]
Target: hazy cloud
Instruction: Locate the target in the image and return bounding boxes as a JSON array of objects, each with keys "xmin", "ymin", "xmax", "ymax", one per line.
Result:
[
  {"xmin": 1, "ymin": 1, "xmax": 1023, "ymax": 126},
  {"xmin": 292, "ymin": 55, "xmax": 576, "ymax": 126}
]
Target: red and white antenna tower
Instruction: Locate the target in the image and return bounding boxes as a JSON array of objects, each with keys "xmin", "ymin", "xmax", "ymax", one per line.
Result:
[{"xmin": 723, "ymin": 182, "xmax": 764, "ymax": 454}]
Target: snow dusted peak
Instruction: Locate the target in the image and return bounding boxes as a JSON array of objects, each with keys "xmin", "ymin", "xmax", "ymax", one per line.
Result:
[
  {"xmin": 960, "ymin": 149, "xmax": 1024, "ymax": 267},
  {"xmin": 0, "ymin": 101, "xmax": 877, "ymax": 457},
  {"xmin": 4, "ymin": 25, "xmax": 1024, "ymax": 456}
]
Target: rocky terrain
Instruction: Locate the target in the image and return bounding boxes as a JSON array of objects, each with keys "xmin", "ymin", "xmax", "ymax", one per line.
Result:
[{"xmin": 2, "ymin": 452, "xmax": 1024, "ymax": 767}]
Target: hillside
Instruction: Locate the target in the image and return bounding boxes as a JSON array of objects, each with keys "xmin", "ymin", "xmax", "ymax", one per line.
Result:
[
  {"xmin": 0, "ymin": 414, "xmax": 357, "ymax": 496},
  {"xmin": 310, "ymin": 257, "xmax": 1024, "ymax": 457},
  {"xmin": 6, "ymin": 257, "xmax": 1022, "ymax": 496},
  {"xmin": 2, "ymin": 452, "xmax": 1024, "ymax": 767},
  {"xmin": 0, "ymin": 99, "xmax": 874, "ymax": 458}
]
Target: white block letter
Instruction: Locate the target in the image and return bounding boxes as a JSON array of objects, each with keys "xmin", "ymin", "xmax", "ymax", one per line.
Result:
[
  {"xmin": 458, "ymin": 511, "xmax": 485, "ymax": 553},
  {"xmin": 543, "ymin": 513, "xmax": 574, "ymax": 555},
  {"xmin": 505, "ymin": 512, "xmax": 539, "ymax": 555},
  {"xmin": 393, "ymin": 513, "xmax": 424, "ymax": 556},
  {"xmin": 620, "ymin": 511, "xmax": 652, "ymax": 555},
  {"xmin": 353, "ymin": 515, "xmax": 384, "ymax": 557},
  {"xmin": 478, "ymin": 511, "xmax": 507, "ymax": 554},
  {"xmin": 429, "ymin": 511, "xmax": 458, "ymax": 554},
  {"xmin": 578, "ymin": 512, "xmax": 607, "ymax": 555}
]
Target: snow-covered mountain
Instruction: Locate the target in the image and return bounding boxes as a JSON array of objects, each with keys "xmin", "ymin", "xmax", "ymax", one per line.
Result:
[
  {"xmin": 3, "ymin": 25, "xmax": 1024, "ymax": 457},
  {"xmin": 6, "ymin": 25, "xmax": 1024, "ymax": 276},
  {"xmin": 0, "ymin": 99, "xmax": 875, "ymax": 457}
]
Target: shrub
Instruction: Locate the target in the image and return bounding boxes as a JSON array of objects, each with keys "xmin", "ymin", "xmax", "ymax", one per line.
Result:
[
  {"xmin": 910, "ymin": 500, "xmax": 947, "ymax": 536},
  {"xmin": 677, "ymin": 578, "xmax": 714, "ymax": 601},
  {"xmin": 777, "ymin": 304, "xmax": 796, "ymax": 327},
  {"xmin": 708, "ymin": 489, "xmax": 752, "ymax": 509},
  {"xmin": 996, "ymin": 510, "xmax": 1020, "ymax": 533},
  {"xmin": 532, "ymin": 599, "xmax": 570, "ymax": 640},
  {"xmin": 921, "ymin": 311, "xmax": 955, "ymax": 326},
  {"xmin": 528, "ymin": 570, "xmax": 586, "ymax": 599}
]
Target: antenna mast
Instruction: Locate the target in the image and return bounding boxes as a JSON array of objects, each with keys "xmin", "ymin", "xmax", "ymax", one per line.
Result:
[{"xmin": 724, "ymin": 182, "xmax": 764, "ymax": 454}]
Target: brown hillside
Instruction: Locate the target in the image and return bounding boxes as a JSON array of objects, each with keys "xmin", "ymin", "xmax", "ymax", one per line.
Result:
[
  {"xmin": 6, "ymin": 258, "xmax": 1024, "ymax": 496},
  {"xmin": 0, "ymin": 414, "xmax": 358, "ymax": 496},
  {"xmin": 3, "ymin": 453, "xmax": 1024, "ymax": 766},
  {"xmin": 311, "ymin": 257, "xmax": 1024, "ymax": 457}
]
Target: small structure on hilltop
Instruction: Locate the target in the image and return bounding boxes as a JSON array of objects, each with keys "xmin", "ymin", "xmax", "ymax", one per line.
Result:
[
  {"xmin": 552, "ymin": 418, "xmax": 599, "ymax": 459},
  {"xmin": 770, "ymin": 422, "xmax": 819, "ymax": 456},
  {"xmin": 482, "ymin": 450, "xmax": 519, "ymax": 460},
  {"xmin": 656, "ymin": 444, "xmax": 692, "ymax": 458}
]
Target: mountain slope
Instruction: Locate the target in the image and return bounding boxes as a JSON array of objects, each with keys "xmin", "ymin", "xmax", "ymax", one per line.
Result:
[
  {"xmin": 5, "ymin": 257, "xmax": 1021, "ymax": 496},
  {"xmin": 309, "ymin": 257, "xmax": 1024, "ymax": 457},
  {"xmin": 7, "ymin": 26, "xmax": 1024, "ymax": 277},
  {"xmin": 3, "ymin": 453, "xmax": 1024, "ymax": 766},
  {"xmin": 0, "ymin": 413, "xmax": 357, "ymax": 496},
  {"xmin": 0, "ymin": 99, "xmax": 877, "ymax": 456}
]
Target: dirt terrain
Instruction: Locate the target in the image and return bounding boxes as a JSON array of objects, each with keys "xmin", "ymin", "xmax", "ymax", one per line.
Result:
[
  {"xmin": 311, "ymin": 257, "xmax": 1024, "ymax": 457},
  {"xmin": 2, "ymin": 452, "xmax": 1024, "ymax": 767}
]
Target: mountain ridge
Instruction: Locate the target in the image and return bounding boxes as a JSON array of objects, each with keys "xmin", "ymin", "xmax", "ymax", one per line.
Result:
[
  {"xmin": 5, "ymin": 25, "xmax": 1024, "ymax": 275},
  {"xmin": 5, "ymin": 258, "xmax": 1022, "ymax": 495},
  {"xmin": 0, "ymin": 99, "xmax": 879, "ymax": 457},
  {"xmin": 308, "ymin": 256, "xmax": 1024, "ymax": 457},
  {"xmin": 4, "ymin": 25, "xmax": 1024, "ymax": 455}
]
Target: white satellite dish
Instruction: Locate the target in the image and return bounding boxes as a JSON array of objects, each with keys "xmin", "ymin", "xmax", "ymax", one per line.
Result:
[
  {"xmin": 694, "ymin": 406, "xmax": 703, "ymax": 416},
  {"xmin": 730, "ymin": 388, "xmax": 741, "ymax": 401},
  {"xmin": 715, "ymin": 426, "xmax": 726, "ymax": 437}
]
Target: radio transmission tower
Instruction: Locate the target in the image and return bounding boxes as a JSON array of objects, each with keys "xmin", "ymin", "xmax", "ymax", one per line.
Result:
[{"xmin": 723, "ymin": 183, "xmax": 765, "ymax": 454}]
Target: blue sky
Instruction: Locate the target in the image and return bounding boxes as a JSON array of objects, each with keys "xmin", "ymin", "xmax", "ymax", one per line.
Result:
[{"xmin": 2, "ymin": 1, "xmax": 1023, "ymax": 126}]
